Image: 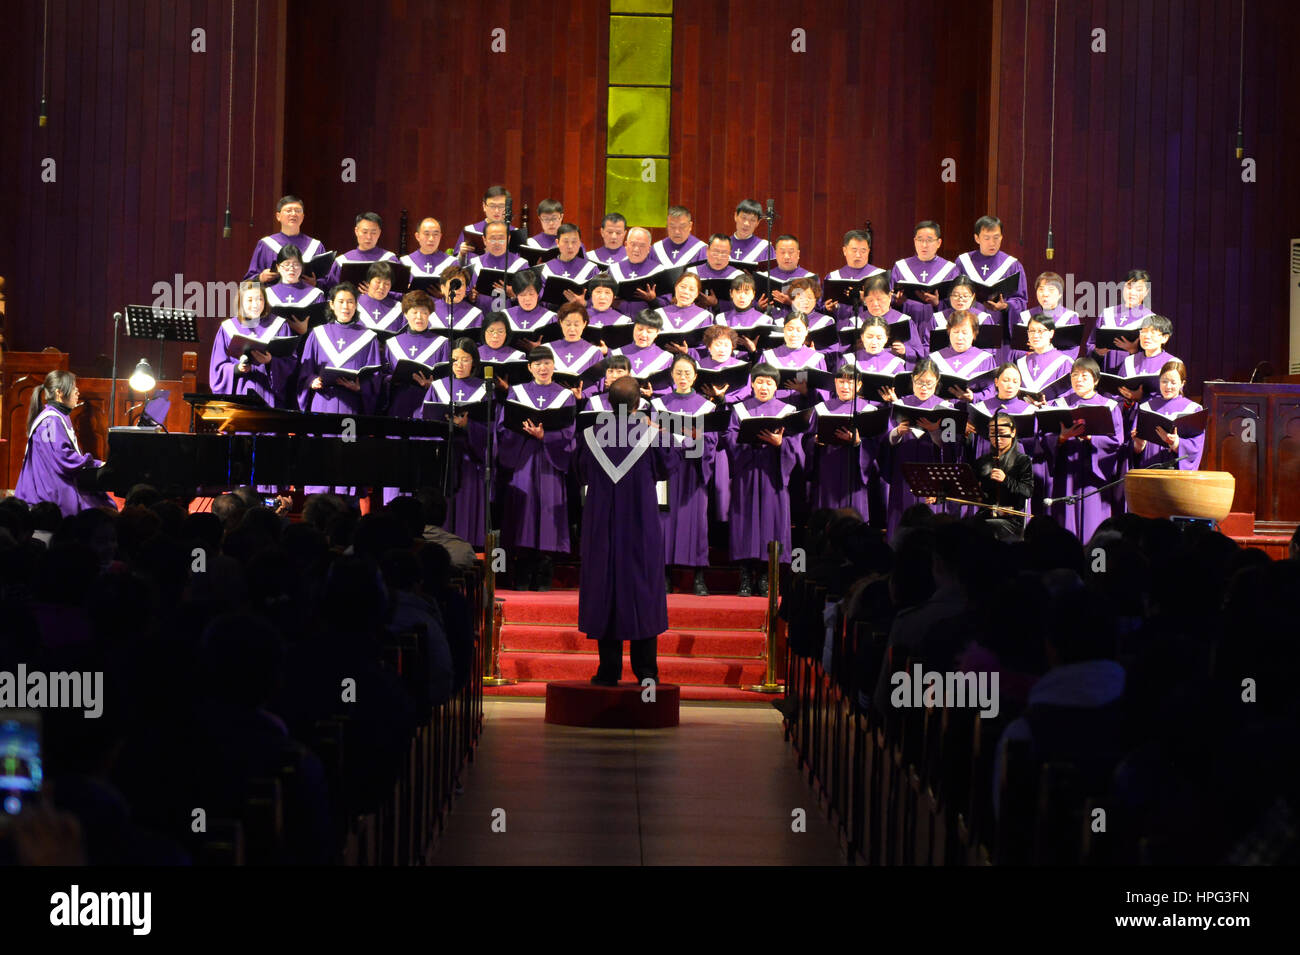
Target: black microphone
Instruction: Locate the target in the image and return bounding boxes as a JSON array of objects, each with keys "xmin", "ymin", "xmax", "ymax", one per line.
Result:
[
  {"xmin": 113, "ymin": 311, "xmax": 123, "ymax": 323},
  {"xmin": 766, "ymin": 198, "xmax": 775, "ymax": 220}
]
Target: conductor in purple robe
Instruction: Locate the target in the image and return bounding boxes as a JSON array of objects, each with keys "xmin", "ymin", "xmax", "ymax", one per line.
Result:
[
  {"xmin": 577, "ymin": 376, "xmax": 670, "ymax": 686},
  {"xmin": 15, "ymin": 372, "xmax": 116, "ymax": 517}
]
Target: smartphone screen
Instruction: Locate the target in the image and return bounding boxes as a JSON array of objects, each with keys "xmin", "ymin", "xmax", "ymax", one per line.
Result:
[{"xmin": 0, "ymin": 710, "xmax": 43, "ymax": 826}]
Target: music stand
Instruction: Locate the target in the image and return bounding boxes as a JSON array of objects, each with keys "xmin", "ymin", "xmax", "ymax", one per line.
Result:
[
  {"xmin": 111, "ymin": 305, "xmax": 199, "ymax": 428},
  {"xmin": 902, "ymin": 461, "xmax": 985, "ymax": 512}
]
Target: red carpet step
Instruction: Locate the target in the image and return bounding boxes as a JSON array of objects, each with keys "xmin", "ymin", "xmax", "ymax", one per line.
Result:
[
  {"xmin": 485, "ymin": 590, "xmax": 782, "ymax": 702},
  {"xmin": 544, "ymin": 680, "xmax": 680, "ymax": 728}
]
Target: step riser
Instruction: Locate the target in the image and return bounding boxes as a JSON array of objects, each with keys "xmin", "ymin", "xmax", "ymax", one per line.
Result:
[
  {"xmin": 501, "ymin": 627, "xmax": 766, "ymax": 657},
  {"xmin": 501, "ymin": 655, "xmax": 769, "ymax": 686}
]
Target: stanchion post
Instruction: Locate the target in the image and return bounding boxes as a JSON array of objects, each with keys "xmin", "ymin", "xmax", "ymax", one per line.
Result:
[
  {"xmin": 481, "ymin": 528, "xmax": 515, "ymax": 686},
  {"xmin": 747, "ymin": 539, "xmax": 784, "ymax": 693}
]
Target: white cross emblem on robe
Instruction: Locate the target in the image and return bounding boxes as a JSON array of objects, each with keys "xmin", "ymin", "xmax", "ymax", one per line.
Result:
[
  {"xmin": 409, "ymin": 344, "xmax": 419, "ymax": 356},
  {"xmin": 564, "ymin": 352, "xmax": 575, "ymax": 362},
  {"xmin": 981, "ymin": 264, "xmax": 990, "ymax": 277},
  {"xmin": 285, "ymin": 292, "xmax": 296, "ymax": 303},
  {"xmin": 337, "ymin": 338, "xmax": 346, "ymax": 349},
  {"xmin": 562, "ymin": 270, "xmax": 571, "ymax": 278},
  {"xmin": 919, "ymin": 269, "xmax": 929, "ymax": 282},
  {"xmin": 633, "ymin": 358, "xmax": 643, "ymax": 370},
  {"xmin": 456, "ymin": 388, "xmax": 466, "ymax": 401},
  {"xmin": 371, "ymin": 307, "xmax": 382, "ymax": 320},
  {"xmin": 535, "ymin": 394, "xmax": 548, "ymax": 408}
]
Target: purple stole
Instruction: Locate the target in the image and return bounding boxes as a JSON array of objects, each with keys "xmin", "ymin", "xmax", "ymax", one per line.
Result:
[
  {"xmin": 245, "ymin": 231, "xmax": 325, "ymax": 281},
  {"xmin": 586, "ymin": 246, "xmax": 628, "ymax": 266},
  {"xmin": 264, "ymin": 282, "xmax": 323, "ymax": 309},
  {"xmin": 1017, "ymin": 349, "xmax": 1074, "ymax": 400},
  {"xmin": 890, "ymin": 255, "xmax": 958, "ymax": 287},
  {"xmin": 654, "ymin": 235, "xmax": 707, "ymax": 267},
  {"xmin": 729, "ymin": 234, "xmax": 771, "ymax": 266},
  {"xmin": 401, "ymin": 249, "xmax": 453, "ymax": 279},
  {"xmin": 358, "ymin": 293, "xmax": 405, "ymax": 333},
  {"xmin": 543, "ymin": 257, "xmax": 598, "ymax": 284},
  {"xmin": 432, "ymin": 300, "xmax": 484, "ymax": 332}
]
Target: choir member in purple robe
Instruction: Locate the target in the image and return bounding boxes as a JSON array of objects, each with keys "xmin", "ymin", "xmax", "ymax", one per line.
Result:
[
  {"xmin": 832, "ymin": 274, "xmax": 908, "ymax": 368},
  {"xmin": 697, "ymin": 326, "xmax": 750, "ymax": 527},
  {"xmin": 503, "ymin": 269, "xmax": 556, "ymax": 352},
  {"xmin": 762, "ymin": 309, "xmax": 829, "ymax": 405},
  {"xmin": 614, "ymin": 311, "xmax": 674, "ymax": 398},
  {"xmin": 841, "ymin": 315, "xmax": 910, "ymax": 402},
  {"xmin": 880, "ymin": 359, "xmax": 961, "ymax": 540},
  {"xmin": 587, "ymin": 213, "xmax": 629, "ymax": 268},
  {"xmin": 401, "ymin": 217, "xmax": 454, "ymax": 286},
  {"xmin": 548, "ymin": 303, "xmax": 605, "ymax": 400},
  {"xmin": 245, "ymin": 194, "xmax": 325, "ymax": 283},
  {"xmin": 471, "ymin": 221, "xmax": 530, "ymax": 312},
  {"xmin": 906, "ymin": 276, "xmax": 992, "ymax": 363},
  {"xmin": 262, "ymin": 246, "xmax": 323, "ymax": 405},
  {"xmin": 210, "ymin": 281, "xmax": 296, "ymax": 405},
  {"xmin": 325, "ymin": 212, "xmax": 397, "ymax": 288},
  {"xmin": 653, "ymin": 204, "xmax": 708, "ymax": 268},
  {"xmin": 1130, "ymin": 360, "xmax": 1204, "ymax": 471},
  {"xmin": 584, "ymin": 275, "xmax": 630, "ymax": 353},
  {"xmin": 1092, "ymin": 269, "xmax": 1153, "ymax": 373},
  {"xmin": 691, "ymin": 234, "xmax": 745, "ymax": 314},
  {"xmin": 577, "ymin": 376, "xmax": 670, "ymax": 685},
  {"xmin": 653, "ymin": 354, "xmax": 719, "ymax": 594},
  {"xmin": 722, "ymin": 363, "xmax": 806, "ymax": 596},
  {"xmin": 807, "ymin": 367, "xmax": 880, "ymax": 521},
  {"xmin": 729, "ymin": 199, "xmax": 772, "ymax": 268},
  {"xmin": 822, "ymin": 226, "xmax": 888, "ymax": 324},
  {"xmin": 298, "ymin": 282, "xmax": 383, "ymax": 417},
  {"xmin": 931, "ymin": 310, "xmax": 999, "ymax": 405},
  {"xmin": 381, "ymin": 290, "xmax": 448, "ymax": 419},
  {"xmin": 756, "ymin": 235, "xmax": 816, "ymax": 317},
  {"xmin": 610, "ymin": 227, "xmax": 664, "ymax": 317},
  {"xmin": 956, "ymin": 214, "xmax": 1028, "ymax": 326},
  {"xmin": 15, "ymin": 371, "xmax": 115, "ymax": 517},
  {"xmin": 430, "ymin": 265, "xmax": 484, "ymax": 334},
  {"xmin": 1042, "ymin": 357, "xmax": 1123, "ymax": 543},
  {"xmin": 456, "ymin": 185, "xmax": 510, "ymax": 258},
  {"xmin": 524, "ymin": 198, "xmax": 567, "ymax": 257},
  {"xmin": 497, "ymin": 348, "xmax": 578, "ymax": 591},
  {"xmin": 1117, "ymin": 314, "xmax": 1180, "ymax": 405},
  {"xmin": 720, "ymin": 273, "xmax": 772, "ymax": 354},
  {"xmin": 583, "ymin": 355, "xmax": 636, "ymax": 407},
  {"xmin": 478, "ymin": 313, "xmax": 526, "ymax": 394},
  {"xmin": 1012, "ymin": 271, "xmax": 1083, "ymax": 361},
  {"xmin": 966, "ymin": 363, "xmax": 1036, "ymax": 461},
  {"xmin": 890, "ymin": 220, "xmax": 958, "ymax": 310},
  {"xmin": 1016, "ymin": 314, "xmax": 1076, "ymax": 405},
  {"xmin": 769, "ymin": 278, "xmax": 837, "ymax": 351},
  {"xmin": 356, "ymin": 261, "xmax": 405, "ymax": 334},
  {"xmin": 419, "ymin": 338, "xmax": 490, "ymax": 548},
  {"xmin": 654, "ymin": 271, "xmax": 715, "ymax": 357},
  {"xmin": 541, "ymin": 224, "xmax": 599, "ymax": 303}
]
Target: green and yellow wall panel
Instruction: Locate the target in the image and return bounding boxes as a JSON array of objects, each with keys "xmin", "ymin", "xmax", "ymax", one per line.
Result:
[{"xmin": 606, "ymin": 1, "xmax": 672, "ymax": 228}]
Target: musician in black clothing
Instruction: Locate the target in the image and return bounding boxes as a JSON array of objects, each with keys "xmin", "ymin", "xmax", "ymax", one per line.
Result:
[{"xmin": 974, "ymin": 411, "xmax": 1033, "ymax": 537}]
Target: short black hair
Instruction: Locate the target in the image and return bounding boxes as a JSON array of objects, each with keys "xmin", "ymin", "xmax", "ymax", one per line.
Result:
[{"xmin": 356, "ymin": 211, "xmax": 383, "ymax": 228}]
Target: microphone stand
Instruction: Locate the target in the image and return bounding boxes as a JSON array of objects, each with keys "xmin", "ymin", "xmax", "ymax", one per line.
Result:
[{"xmin": 763, "ymin": 199, "xmax": 779, "ymax": 333}]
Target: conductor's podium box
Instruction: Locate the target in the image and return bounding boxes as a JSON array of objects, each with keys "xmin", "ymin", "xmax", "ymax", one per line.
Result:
[{"xmin": 545, "ymin": 680, "xmax": 680, "ymax": 728}]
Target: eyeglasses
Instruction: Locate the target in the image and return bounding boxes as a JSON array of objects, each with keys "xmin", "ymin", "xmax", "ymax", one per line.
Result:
[{"xmin": 914, "ymin": 236, "xmax": 939, "ymax": 244}]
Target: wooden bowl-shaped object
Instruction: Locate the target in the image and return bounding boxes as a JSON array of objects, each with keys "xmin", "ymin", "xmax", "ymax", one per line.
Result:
[{"xmin": 1125, "ymin": 469, "xmax": 1235, "ymax": 521}]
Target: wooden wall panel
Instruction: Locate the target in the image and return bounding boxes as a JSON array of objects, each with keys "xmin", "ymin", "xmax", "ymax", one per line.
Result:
[
  {"xmin": 0, "ymin": 0, "xmax": 283, "ymax": 376},
  {"xmin": 991, "ymin": 0, "xmax": 1300, "ymax": 387}
]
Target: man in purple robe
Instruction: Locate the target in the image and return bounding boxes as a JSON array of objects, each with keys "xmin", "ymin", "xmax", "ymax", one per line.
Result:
[
  {"xmin": 15, "ymin": 372, "xmax": 115, "ymax": 517},
  {"xmin": 653, "ymin": 205, "xmax": 708, "ymax": 268},
  {"xmin": 456, "ymin": 185, "xmax": 510, "ymax": 257},
  {"xmin": 955, "ymin": 215, "xmax": 1028, "ymax": 329},
  {"xmin": 610, "ymin": 227, "xmax": 665, "ymax": 317},
  {"xmin": 244, "ymin": 195, "xmax": 325, "ymax": 282},
  {"xmin": 1043, "ymin": 357, "xmax": 1123, "ymax": 543},
  {"xmin": 890, "ymin": 220, "xmax": 958, "ymax": 310},
  {"xmin": 729, "ymin": 199, "xmax": 772, "ymax": 268},
  {"xmin": 822, "ymin": 227, "xmax": 888, "ymax": 324},
  {"xmin": 325, "ymin": 212, "xmax": 397, "ymax": 289},
  {"xmin": 587, "ymin": 213, "xmax": 629, "ymax": 267},
  {"xmin": 401, "ymin": 217, "xmax": 454, "ymax": 285},
  {"xmin": 690, "ymin": 234, "xmax": 745, "ymax": 313},
  {"xmin": 578, "ymin": 376, "xmax": 671, "ymax": 685},
  {"xmin": 757, "ymin": 235, "xmax": 816, "ymax": 320}
]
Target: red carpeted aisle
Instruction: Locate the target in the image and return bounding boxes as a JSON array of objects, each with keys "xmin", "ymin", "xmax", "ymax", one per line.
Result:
[{"xmin": 486, "ymin": 588, "xmax": 782, "ymax": 702}]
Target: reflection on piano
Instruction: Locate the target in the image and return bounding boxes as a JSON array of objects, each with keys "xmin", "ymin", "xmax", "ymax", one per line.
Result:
[{"xmin": 96, "ymin": 394, "xmax": 453, "ymax": 495}]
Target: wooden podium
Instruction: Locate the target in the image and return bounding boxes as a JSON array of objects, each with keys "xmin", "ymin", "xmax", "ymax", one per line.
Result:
[{"xmin": 1125, "ymin": 470, "xmax": 1235, "ymax": 521}]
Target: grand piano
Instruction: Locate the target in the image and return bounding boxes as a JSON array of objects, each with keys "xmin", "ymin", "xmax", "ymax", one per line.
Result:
[{"xmin": 97, "ymin": 394, "xmax": 455, "ymax": 495}]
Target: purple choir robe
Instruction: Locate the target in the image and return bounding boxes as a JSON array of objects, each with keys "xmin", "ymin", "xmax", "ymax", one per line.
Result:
[
  {"xmin": 1042, "ymin": 392, "xmax": 1123, "ymax": 543},
  {"xmin": 455, "ymin": 219, "xmax": 488, "ymax": 255},
  {"xmin": 654, "ymin": 235, "xmax": 707, "ymax": 268},
  {"xmin": 615, "ymin": 343, "xmax": 674, "ymax": 396},
  {"xmin": 1131, "ymin": 395, "xmax": 1205, "ymax": 471},
  {"xmin": 729, "ymin": 234, "xmax": 772, "ymax": 267},
  {"xmin": 756, "ymin": 266, "xmax": 816, "ymax": 320},
  {"xmin": 432, "ymin": 299, "xmax": 484, "ymax": 334},
  {"xmin": 722, "ymin": 396, "xmax": 806, "ymax": 561},
  {"xmin": 762, "ymin": 344, "xmax": 828, "ymax": 405},
  {"xmin": 469, "ymin": 251, "xmax": 530, "ymax": 311},
  {"xmin": 721, "ymin": 307, "xmax": 773, "ymax": 352},
  {"xmin": 401, "ymin": 249, "xmax": 454, "ymax": 282},
  {"xmin": 358, "ymin": 293, "xmax": 405, "ymax": 334},
  {"xmin": 955, "ymin": 249, "xmax": 1028, "ymax": 318},
  {"xmin": 890, "ymin": 255, "xmax": 959, "ymax": 295},
  {"xmin": 884, "ymin": 394, "xmax": 961, "ymax": 539},
  {"xmin": 265, "ymin": 281, "xmax": 324, "ymax": 311},
  {"xmin": 807, "ymin": 396, "xmax": 879, "ymax": 520},
  {"xmin": 1013, "ymin": 305, "xmax": 1084, "ymax": 360},
  {"xmin": 653, "ymin": 391, "xmax": 718, "ymax": 567},
  {"xmin": 245, "ymin": 231, "xmax": 325, "ymax": 281},
  {"xmin": 689, "ymin": 262, "xmax": 745, "ymax": 314},
  {"xmin": 587, "ymin": 245, "xmax": 628, "ymax": 267},
  {"xmin": 575, "ymin": 424, "xmax": 670, "ymax": 642},
  {"xmin": 657, "ymin": 303, "xmax": 715, "ymax": 353},
  {"xmin": 550, "ymin": 338, "xmax": 605, "ymax": 398},
  {"xmin": 383, "ymin": 330, "xmax": 449, "ymax": 418},
  {"xmin": 823, "ymin": 264, "xmax": 888, "ymax": 322},
  {"xmin": 842, "ymin": 349, "xmax": 910, "ymax": 399},
  {"xmin": 1093, "ymin": 303, "xmax": 1153, "ymax": 373},
  {"xmin": 497, "ymin": 381, "xmax": 576, "ymax": 554},
  {"xmin": 697, "ymin": 355, "xmax": 752, "ymax": 522},
  {"xmin": 504, "ymin": 303, "xmax": 557, "ymax": 341},
  {"xmin": 609, "ymin": 256, "xmax": 664, "ymax": 317},
  {"xmin": 297, "ymin": 322, "xmax": 382, "ymax": 415},
  {"xmin": 542, "ymin": 256, "xmax": 598, "ymax": 289},
  {"xmin": 831, "ymin": 307, "xmax": 905, "ymax": 367},
  {"xmin": 15, "ymin": 404, "xmax": 115, "ymax": 517},
  {"xmin": 209, "ymin": 316, "xmax": 297, "ymax": 406},
  {"xmin": 902, "ymin": 302, "xmax": 990, "ymax": 363},
  {"xmin": 419, "ymin": 375, "xmax": 490, "ymax": 547},
  {"xmin": 931, "ymin": 345, "xmax": 998, "ymax": 405},
  {"xmin": 325, "ymin": 246, "xmax": 397, "ymax": 289},
  {"xmin": 1017, "ymin": 348, "xmax": 1074, "ymax": 402}
]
